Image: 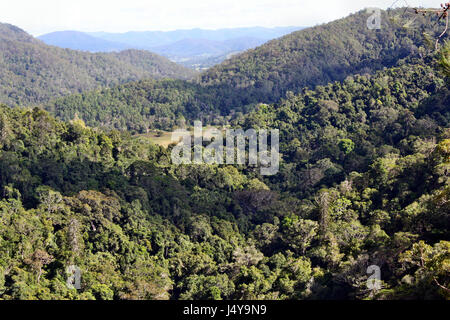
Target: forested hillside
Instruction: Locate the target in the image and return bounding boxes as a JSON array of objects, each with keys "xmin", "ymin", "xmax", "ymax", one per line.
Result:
[
  {"xmin": 0, "ymin": 43, "xmax": 448, "ymax": 299},
  {"xmin": 200, "ymin": 8, "xmax": 449, "ymax": 112},
  {"xmin": 237, "ymin": 58, "xmax": 449, "ymax": 195},
  {"xmin": 0, "ymin": 23, "xmax": 196, "ymax": 106},
  {"xmin": 45, "ymin": 79, "xmax": 218, "ymax": 132},
  {"xmin": 45, "ymin": 8, "xmax": 449, "ymax": 131}
]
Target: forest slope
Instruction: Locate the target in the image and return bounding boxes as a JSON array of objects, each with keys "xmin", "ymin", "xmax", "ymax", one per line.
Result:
[
  {"xmin": 199, "ymin": 8, "xmax": 448, "ymax": 112},
  {"xmin": 0, "ymin": 23, "xmax": 196, "ymax": 106}
]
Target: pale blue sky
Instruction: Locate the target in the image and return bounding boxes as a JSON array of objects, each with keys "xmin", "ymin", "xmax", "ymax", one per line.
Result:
[{"xmin": 0, "ymin": 0, "xmax": 440, "ymax": 36}]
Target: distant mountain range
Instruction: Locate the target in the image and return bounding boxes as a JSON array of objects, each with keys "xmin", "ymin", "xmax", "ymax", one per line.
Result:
[
  {"xmin": 38, "ymin": 31, "xmax": 130, "ymax": 52},
  {"xmin": 38, "ymin": 27, "xmax": 305, "ymax": 69}
]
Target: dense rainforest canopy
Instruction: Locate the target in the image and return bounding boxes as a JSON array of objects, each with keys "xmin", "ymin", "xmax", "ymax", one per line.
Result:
[
  {"xmin": 0, "ymin": 7, "xmax": 448, "ymax": 300},
  {"xmin": 0, "ymin": 54, "xmax": 448, "ymax": 299}
]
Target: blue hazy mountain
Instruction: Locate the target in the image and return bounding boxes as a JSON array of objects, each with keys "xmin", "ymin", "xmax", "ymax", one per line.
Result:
[
  {"xmin": 149, "ymin": 37, "xmax": 267, "ymax": 57},
  {"xmin": 88, "ymin": 26, "xmax": 304, "ymax": 48},
  {"xmin": 39, "ymin": 27, "xmax": 305, "ymax": 69},
  {"xmin": 38, "ymin": 31, "xmax": 131, "ymax": 52}
]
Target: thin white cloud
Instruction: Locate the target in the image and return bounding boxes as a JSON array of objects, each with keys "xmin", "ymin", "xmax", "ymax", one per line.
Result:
[{"xmin": 0, "ymin": 0, "xmax": 440, "ymax": 35}]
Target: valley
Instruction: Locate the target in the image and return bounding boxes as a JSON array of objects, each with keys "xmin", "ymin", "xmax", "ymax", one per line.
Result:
[
  {"xmin": 38, "ymin": 27, "xmax": 305, "ymax": 70},
  {"xmin": 0, "ymin": 6, "xmax": 448, "ymax": 301}
]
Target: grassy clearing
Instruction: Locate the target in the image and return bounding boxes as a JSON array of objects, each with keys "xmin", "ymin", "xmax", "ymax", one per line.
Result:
[{"xmin": 140, "ymin": 126, "xmax": 227, "ymax": 148}]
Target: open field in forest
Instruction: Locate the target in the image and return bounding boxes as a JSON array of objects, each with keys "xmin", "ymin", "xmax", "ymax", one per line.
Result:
[{"xmin": 140, "ymin": 126, "xmax": 227, "ymax": 147}]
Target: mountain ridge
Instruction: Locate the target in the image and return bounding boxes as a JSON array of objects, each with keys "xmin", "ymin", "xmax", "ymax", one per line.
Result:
[{"xmin": 87, "ymin": 26, "xmax": 305, "ymax": 47}]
